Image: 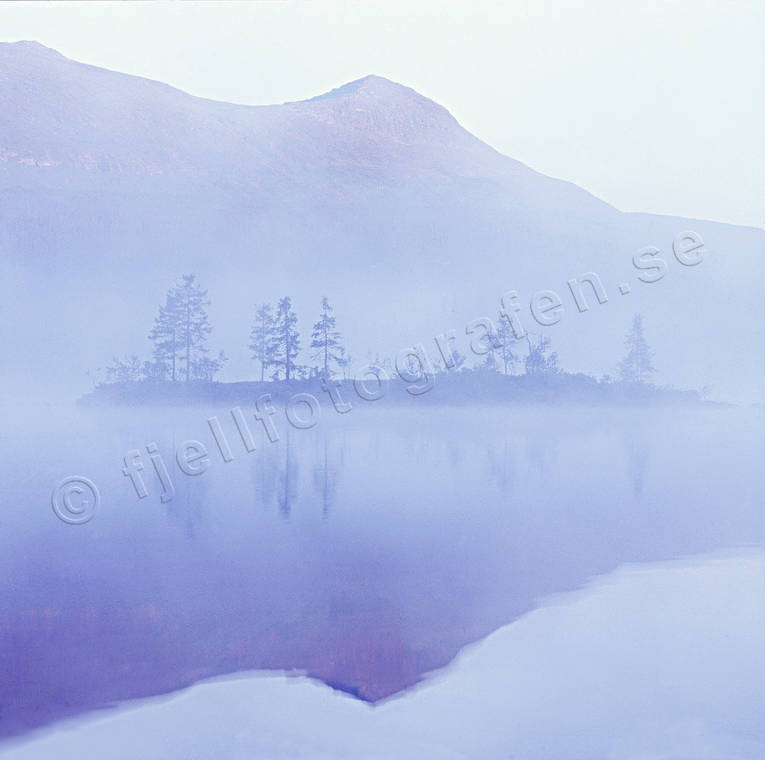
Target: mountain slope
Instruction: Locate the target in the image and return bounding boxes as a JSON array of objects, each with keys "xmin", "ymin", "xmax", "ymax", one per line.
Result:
[
  {"xmin": 0, "ymin": 41, "xmax": 761, "ymax": 401},
  {"xmin": 0, "ymin": 42, "xmax": 603, "ymax": 204}
]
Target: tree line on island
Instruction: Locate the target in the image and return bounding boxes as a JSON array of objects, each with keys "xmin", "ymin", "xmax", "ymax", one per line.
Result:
[{"xmin": 98, "ymin": 274, "xmax": 656, "ymax": 389}]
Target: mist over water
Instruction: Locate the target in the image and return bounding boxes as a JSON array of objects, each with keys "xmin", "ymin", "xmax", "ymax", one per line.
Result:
[
  {"xmin": 2, "ymin": 401, "xmax": 763, "ymax": 742},
  {"xmin": 1, "ymin": 30, "xmax": 763, "ymax": 760}
]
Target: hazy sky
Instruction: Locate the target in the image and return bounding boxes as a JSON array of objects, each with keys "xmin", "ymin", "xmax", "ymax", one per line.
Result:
[{"xmin": 1, "ymin": 0, "xmax": 762, "ymax": 227}]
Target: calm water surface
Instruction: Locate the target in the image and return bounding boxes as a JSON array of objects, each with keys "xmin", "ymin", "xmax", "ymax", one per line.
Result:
[{"xmin": 1, "ymin": 402, "xmax": 763, "ymax": 740}]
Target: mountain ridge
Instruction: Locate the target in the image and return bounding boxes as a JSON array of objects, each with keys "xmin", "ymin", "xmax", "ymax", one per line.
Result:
[
  {"xmin": 0, "ymin": 41, "xmax": 580, "ymax": 203},
  {"xmin": 0, "ymin": 41, "xmax": 761, "ymax": 404}
]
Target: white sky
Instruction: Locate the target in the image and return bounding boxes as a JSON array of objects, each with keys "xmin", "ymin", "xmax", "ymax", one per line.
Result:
[{"xmin": 1, "ymin": 0, "xmax": 762, "ymax": 227}]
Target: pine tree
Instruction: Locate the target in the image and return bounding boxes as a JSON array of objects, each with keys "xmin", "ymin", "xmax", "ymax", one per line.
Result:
[
  {"xmin": 173, "ymin": 275, "xmax": 212, "ymax": 382},
  {"xmin": 525, "ymin": 334, "xmax": 559, "ymax": 376},
  {"xmin": 618, "ymin": 313, "xmax": 656, "ymax": 384},
  {"xmin": 496, "ymin": 315, "xmax": 519, "ymax": 375},
  {"xmin": 148, "ymin": 291, "xmax": 181, "ymax": 381},
  {"xmin": 249, "ymin": 303, "xmax": 276, "ymax": 382},
  {"xmin": 310, "ymin": 297, "xmax": 345, "ymax": 379},
  {"xmin": 149, "ymin": 275, "xmax": 213, "ymax": 382},
  {"xmin": 272, "ymin": 296, "xmax": 300, "ymax": 381}
]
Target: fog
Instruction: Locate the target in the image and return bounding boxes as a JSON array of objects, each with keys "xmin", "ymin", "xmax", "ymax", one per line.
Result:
[{"xmin": 2, "ymin": 401, "xmax": 763, "ymax": 745}]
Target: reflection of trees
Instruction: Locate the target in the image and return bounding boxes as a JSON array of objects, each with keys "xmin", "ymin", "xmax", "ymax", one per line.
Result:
[
  {"xmin": 253, "ymin": 440, "xmax": 279, "ymax": 513},
  {"xmin": 626, "ymin": 437, "xmax": 649, "ymax": 501},
  {"xmin": 525, "ymin": 433, "xmax": 558, "ymax": 475},
  {"xmin": 313, "ymin": 434, "xmax": 339, "ymax": 518},
  {"xmin": 278, "ymin": 428, "xmax": 299, "ymax": 518},
  {"xmin": 167, "ymin": 472, "xmax": 207, "ymax": 539},
  {"xmin": 487, "ymin": 439, "xmax": 516, "ymax": 493}
]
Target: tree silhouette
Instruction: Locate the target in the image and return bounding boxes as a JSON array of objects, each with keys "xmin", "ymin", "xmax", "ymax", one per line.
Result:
[
  {"xmin": 249, "ymin": 303, "xmax": 276, "ymax": 382},
  {"xmin": 310, "ymin": 297, "xmax": 345, "ymax": 379},
  {"xmin": 451, "ymin": 349, "xmax": 467, "ymax": 372},
  {"xmin": 496, "ymin": 314, "xmax": 520, "ymax": 375},
  {"xmin": 191, "ymin": 349, "xmax": 228, "ymax": 381},
  {"xmin": 524, "ymin": 334, "xmax": 559, "ymax": 376},
  {"xmin": 148, "ymin": 290, "xmax": 181, "ymax": 381},
  {"xmin": 105, "ymin": 354, "xmax": 141, "ymax": 383},
  {"xmin": 174, "ymin": 275, "xmax": 212, "ymax": 382},
  {"xmin": 149, "ymin": 275, "xmax": 214, "ymax": 382},
  {"xmin": 479, "ymin": 349, "xmax": 499, "ymax": 372},
  {"xmin": 272, "ymin": 296, "xmax": 300, "ymax": 381},
  {"xmin": 618, "ymin": 313, "xmax": 656, "ymax": 384},
  {"xmin": 338, "ymin": 353, "xmax": 352, "ymax": 380}
]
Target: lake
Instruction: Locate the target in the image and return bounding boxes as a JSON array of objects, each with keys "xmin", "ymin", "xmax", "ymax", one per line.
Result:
[{"xmin": 1, "ymin": 401, "xmax": 763, "ymax": 742}]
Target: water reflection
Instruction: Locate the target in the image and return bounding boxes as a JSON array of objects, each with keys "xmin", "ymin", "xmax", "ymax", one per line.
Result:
[
  {"xmin": 277, "ymin": 428, "xmax": 298, "ymax": 518},
  {"xmin": 626, "ymin": 435, "xmax": 649, "ymax": 501},
  {"xmin": 313, "ymin": 435, "xmax": 339, "ymax": 518},
  {"xmin": 167, "ymin": 473, "xmax": 208, "ymax": 538},
  {"xmin": 251, "ymin": 436, "xmax": 278, "ymax": 513},
  {"xmin": 0, "ymin": 404, "xmax": 763, "ymax": 742}
]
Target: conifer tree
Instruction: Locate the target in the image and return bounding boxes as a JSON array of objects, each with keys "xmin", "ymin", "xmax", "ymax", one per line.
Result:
[
  {"xmin": 496, "ymin": 314, "xmax": 520, "ymax": 375},
  {"xmin": 310, "ymin": 297, "xmax": 345, "ymax": 379},
  {"xmin": 618, "ymin": 313, "xmax": 656, "ymax": 384},
  {"xmin": 524, "ymin": 334, "xmax": 559, "ymax": 376},
  {"xmin": 173, "ymin": 274, "xmax": 212, "ymax": 382},
  {"xmin": 249, "ymin": 303, "xmax": 276, "ymax": 382},
  {"xmin": 272, "ymin": 296, "xmax": 300, "ymax": 381},
  {"xmin": 149, "ymin": 274, "xmax": 213, "ymax": 382},
  {"xmin": 148, "ymin": 291, "xmax": 181, "ymax": 381}
]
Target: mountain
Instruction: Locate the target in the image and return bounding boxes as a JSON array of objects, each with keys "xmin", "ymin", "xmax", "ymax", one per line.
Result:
[
  {"xmin": 0, "ymin": 41, "xmax": 762, "ymax": 401},
  {"xmin": 0, "ymin": 43, "xmax": 564, "ymax": 187}
]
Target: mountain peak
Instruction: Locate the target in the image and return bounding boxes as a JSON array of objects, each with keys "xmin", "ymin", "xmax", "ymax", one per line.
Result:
[
  {"xmin": 0, "ymin": 43, "xmax": 517, "ymax": 185},
  {"xmin": 297, "ymin": 73, "xmax": 466, "ymax": 148},
  {"xmin": 0, "ymin": 40, "xmax": 65, "ymax": 58},
  {"xmin": 307, "ymin": 74, "xmax": 430, "ymax": 104}
]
